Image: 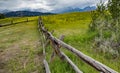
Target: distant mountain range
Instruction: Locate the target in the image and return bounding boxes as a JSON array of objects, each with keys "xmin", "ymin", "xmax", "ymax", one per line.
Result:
[
  {"xmin": 4, "ymin": 11, "xmax": 54, "ymax": 17},
  {"xmin": 51, "ymin": 6, "xmax": 96, "ymax": 13},
  {"xmin": 0, "ymin": 9, "xmax": 11, "ymax": 14},
  {"xmin": 0, "ymin": 6, "xmax": 96, "ymax": 17}
]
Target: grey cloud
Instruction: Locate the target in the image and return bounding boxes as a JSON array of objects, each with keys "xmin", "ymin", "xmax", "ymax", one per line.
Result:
[
  {"xmin": 0, "ymin": 0, "xmax": 22, "ymax": 10},
  {"xmin": 0, "ymin": 0, "xmax": 108, "ymax": 11}
]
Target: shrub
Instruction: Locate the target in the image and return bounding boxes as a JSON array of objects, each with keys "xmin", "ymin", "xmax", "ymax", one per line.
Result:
[{"xmin": 90, "ymin": 0, "xmax": 120, "ymax": 57}]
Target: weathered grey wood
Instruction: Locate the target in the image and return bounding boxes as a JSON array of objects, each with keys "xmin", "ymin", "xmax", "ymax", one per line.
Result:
[
  {"xmin": 38, "ymin": 22, "xmax": 45, "ymax": 56},
  {"xmin": 50, "ymin": 40, "xmax": 64, "ymax": 59},
  {"xmin": 51, "ymin": 30, "xmax": 54, "ymax": 34},
  {"xmin": 42, "ymin": 42, "xmax": 46, "ymax": 57},
  {"xmin": 26, "ymin": 18, "xmax": 28, "ymax": 22},
  {"xmin": 39, "ymin": 21, "xmax": 83, "ymax": 73},
  {"xmin": 43, "ymin": 59, "xmax": 51, "ymax": 73},
  {"xmin": 59, "ymin": 35, "xmax": 65, "ymax": 41},
  {"xmin": 49, "ymin": 35, "xmax": 65, "ymax": 62},
  {"xmin": 41, "ymin": 36, "xmax": 51, "ymax": 73},
  {"xmin": 52, "ymin": 37, "xmax": 118, "ymax": 73},
  {"xmin": 45, "ymin": 40, "xmax": 50, "ymax": 47},
  {"xmin": 61, "ymin": 52, "xmax": 83, "ymax": 73},
  {"xmin": 38, "ymin": 17, "xmax": 118, "ymax": 73},
  {"xmin": 48, "ymin": 34, "xmax": 82, "ymax": 73},
  {"xmin": 11, "ymin": 20, "xmax": 13, "ymax": 24},
  {"xmin": 38, "ymin": 20, "xmax": 51, "ymax": 73},
  {"xmin": 49, "ymin": 51, "xmax": 56, "ymax": 62}
]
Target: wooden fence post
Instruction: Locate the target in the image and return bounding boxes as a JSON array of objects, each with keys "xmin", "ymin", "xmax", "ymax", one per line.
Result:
[
  {"xmin": 43, "ymin": 59, "xmax": 51, "ymax": 73},
  {"xmin": 27, "ymin": 18, "xmax": 28, "ymax": 22},
  {"xmin": 11, "ymin": 19, "xmax": 13, "ymax": 24}
]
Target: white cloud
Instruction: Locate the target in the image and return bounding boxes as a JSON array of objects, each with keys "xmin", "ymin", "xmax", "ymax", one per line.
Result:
[{"xmin": 0, "ymin": 0, "xmax": 108, "ymax": 11}]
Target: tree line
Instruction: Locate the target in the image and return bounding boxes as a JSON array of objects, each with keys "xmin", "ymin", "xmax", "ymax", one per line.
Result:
[{"xmin": 0, "ymin": 13, "xmax": 5, "ymax": 19}]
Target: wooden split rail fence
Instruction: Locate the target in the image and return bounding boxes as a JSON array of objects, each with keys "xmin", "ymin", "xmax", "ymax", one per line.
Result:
[
  {"xmin": 0, "ymin": 18, "xmax": 36, "ymax": 27},
  {"xmin": 38, "ymin": 16, "xmax": 118, "ymax": 73}
]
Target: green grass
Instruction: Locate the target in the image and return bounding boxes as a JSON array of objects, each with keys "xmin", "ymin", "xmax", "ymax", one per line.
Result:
[
  {"xmin": 0, "ymin": 12, "xmax": 119, "ymax": 73},
  {"xmin": 0, "ymin": 17, "xmax": 44, "ymax": 73},
  {"xmin": 42, "ymin": 12, "xmax": 120, "ymax": 73},
  {"xmin": 0, "ymin": 16, "xmax": 38, "ymax": 26},
  {"xmin": 0, "ymin": 18, "xmax": 12, "ymax": 24}
]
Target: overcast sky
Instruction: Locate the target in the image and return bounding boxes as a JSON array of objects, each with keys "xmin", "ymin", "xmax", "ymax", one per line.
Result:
[{"xmin": 0, "ymin": 0, "xmax": 107, "ymax": 11}]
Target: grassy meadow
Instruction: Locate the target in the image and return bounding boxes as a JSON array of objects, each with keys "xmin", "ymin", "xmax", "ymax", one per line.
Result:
[
  {"xmin": 0, "ymin": 12, "xmax": 119, "ymax": 73},
  {"xmin": 0, "ymin": 17, "xmax": 44, "ymax": 73},
  {"xmin": 0, "ymin": 16, "xmax": 38, "ymax": 26},
  {"xmin": 42, "ymin": 12, "xmax": 120, "ymax": 73}
]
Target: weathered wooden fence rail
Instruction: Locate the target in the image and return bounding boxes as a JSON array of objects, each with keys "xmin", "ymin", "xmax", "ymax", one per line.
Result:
[
  {"xmin": 38, "ymin": 16, "xmax": 118, "ymax": 73},
  {"xmin": 38, "ymin": 18, "xmax": 51, "ymax": 73}
]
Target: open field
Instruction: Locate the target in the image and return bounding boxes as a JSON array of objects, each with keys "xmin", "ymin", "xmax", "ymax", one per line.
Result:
[
  {"xmin": 0, "ymin": 12, "xmax": 119, "ymax": 73},
  {"xmin": 42, "ymin": 12, "xmax": 120, "ymax": 73},
  {"xmin": 0, "ymin": 17, "xmax": 44, "ymax": 73},
  {"xmin": 0, "ymin": 16, "xmax": 38, "ymax": 26}
]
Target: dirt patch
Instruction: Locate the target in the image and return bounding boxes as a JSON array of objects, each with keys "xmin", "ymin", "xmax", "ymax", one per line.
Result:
[
  {"xmin": 0, "ymin": 44, "xmax": 21, "ymax": 73},
  {"xmin": 0, "ymin": 40, "xmax": 44, "ymax": 73}
]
